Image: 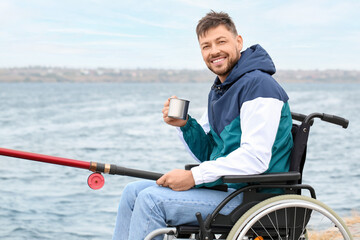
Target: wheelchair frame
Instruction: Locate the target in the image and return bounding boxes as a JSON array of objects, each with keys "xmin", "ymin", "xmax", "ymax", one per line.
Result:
[{"xmin": 144, "ymin": 112, "xmax": 352, "ymax": 240}]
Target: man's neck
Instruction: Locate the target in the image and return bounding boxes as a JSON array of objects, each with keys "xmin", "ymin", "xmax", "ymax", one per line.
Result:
[{"xmin": 218, "ymin": 74, "xmax": 229, "ymax": 83}]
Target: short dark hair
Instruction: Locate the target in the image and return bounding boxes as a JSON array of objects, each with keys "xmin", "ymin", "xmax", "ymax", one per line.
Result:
[{"xmin": 196, "ymin": 10, "xmax": 238, "ymax": 39}]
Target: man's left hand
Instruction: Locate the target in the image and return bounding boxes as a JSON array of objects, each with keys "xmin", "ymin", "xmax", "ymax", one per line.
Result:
[{"xmin": 156, "ymin": 169, "xmax": 195, "ymax": 191}]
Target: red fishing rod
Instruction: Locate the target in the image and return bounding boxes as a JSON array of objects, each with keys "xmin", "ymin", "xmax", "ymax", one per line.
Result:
[{"xmin": 0, "ymin": 147, "xmax": 163, "ymax": 190}]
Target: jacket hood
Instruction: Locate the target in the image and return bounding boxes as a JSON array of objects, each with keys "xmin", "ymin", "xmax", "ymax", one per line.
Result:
[{"xmin": 213, "ymin": 44, "xmax": 276, "ymax": 87}]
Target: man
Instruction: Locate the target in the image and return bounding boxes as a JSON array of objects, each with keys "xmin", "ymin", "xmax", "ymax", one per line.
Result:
[{"xmin": 112, "ymin": 11, "xmax": 293, "ymax": 240}]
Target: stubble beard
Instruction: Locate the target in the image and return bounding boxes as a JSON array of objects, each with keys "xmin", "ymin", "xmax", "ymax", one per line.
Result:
[{"xmin": 207, "ymin": 51, "xmax": 240, "ymax": 81}]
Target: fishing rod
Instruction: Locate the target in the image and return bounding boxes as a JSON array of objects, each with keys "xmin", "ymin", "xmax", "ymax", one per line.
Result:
[{"xmin": 0, "ymin": 147, "xmax": 163, "ymax": 190}]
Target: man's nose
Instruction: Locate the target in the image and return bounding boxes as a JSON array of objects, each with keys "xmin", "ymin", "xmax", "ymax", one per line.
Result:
[{"xmin": 210, "ymin": 45, "xmax": 221, "ymax": 56}]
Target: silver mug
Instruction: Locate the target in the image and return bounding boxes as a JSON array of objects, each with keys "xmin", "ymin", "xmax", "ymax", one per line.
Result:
[{"xmin": 168, "ymin": 98, "xmax": 190, "ymax": 120}]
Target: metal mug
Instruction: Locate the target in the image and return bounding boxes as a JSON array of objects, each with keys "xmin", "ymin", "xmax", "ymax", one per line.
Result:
[{"xmin": 168, "ymin": 98, "xmax": 190, "ymax": 120}]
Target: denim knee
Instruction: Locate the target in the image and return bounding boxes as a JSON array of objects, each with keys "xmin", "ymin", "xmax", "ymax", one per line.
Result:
[
  {"xmin": 119, "ymin": 181, "xmax": 156, "ymax": 210},
  {"xmin": 135, "ymin": 186, "xmax": 159, "ymax": 207},
  {"xmin": 123, "ymin": 180, "xmax": 155, "ymax": 197}
]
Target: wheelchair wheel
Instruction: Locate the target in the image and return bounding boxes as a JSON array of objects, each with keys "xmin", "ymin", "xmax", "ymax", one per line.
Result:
[{"xmin": 226, "ymin": 195, "xmax": 353, "ymax": 240}]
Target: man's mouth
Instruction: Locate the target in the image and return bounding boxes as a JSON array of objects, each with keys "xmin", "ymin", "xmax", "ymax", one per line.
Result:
[{"xmin": 211, "ymin": 57, "xmax": 226, "ymax": 66}]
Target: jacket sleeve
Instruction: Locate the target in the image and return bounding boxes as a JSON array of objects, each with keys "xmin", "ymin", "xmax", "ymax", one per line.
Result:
[
  {"xmin": 176, "ymin": 110, "xmax": 215, "ymax": 162},
  {"xmin": 190, "ymin": 97, "xmax": 283, "ymax": 186}
]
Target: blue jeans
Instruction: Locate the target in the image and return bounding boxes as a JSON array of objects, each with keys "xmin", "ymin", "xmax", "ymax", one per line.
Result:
[{"xmin": 112, "ymin": 180, "xmax": 243, "ymax": 240}]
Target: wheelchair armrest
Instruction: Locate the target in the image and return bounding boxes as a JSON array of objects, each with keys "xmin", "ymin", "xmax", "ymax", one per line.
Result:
[
  {"xmin": 222, "ymin": 171, "xmax": 301, "ymax": 184},
  {"xmin": 185, "ymin": 164, "xmax": 228, "ymax": 192},
  {"xmin": 185, "ymin": 164, "xmax": 199, "ymax": 170}
]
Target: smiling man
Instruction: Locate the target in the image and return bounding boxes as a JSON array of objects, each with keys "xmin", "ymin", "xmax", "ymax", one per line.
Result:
[
  {"xmin": 199, "ymin": 24, "xmax": 242, "ymax": 82},
  {"xmin": 113, "ymin": 11, "xmax": 293, "ymax": 240}
]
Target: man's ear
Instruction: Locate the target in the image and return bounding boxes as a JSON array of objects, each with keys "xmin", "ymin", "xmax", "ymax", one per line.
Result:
[{"xmin": 236, "ymin": 35, "xmax": 243, "ymax": 51}]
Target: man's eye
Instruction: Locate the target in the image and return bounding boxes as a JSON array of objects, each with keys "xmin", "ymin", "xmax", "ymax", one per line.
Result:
[
  {"xmin": 219, "ymin": 41, "xmax": 226, "ymax": 44},
  {"xmin": 202, "ymin": 46, "xmax": 209, "ymax": 50}
]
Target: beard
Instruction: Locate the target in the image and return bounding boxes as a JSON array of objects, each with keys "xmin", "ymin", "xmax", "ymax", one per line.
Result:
[{"xmin": 207, "ymin": 51, "xmax": 240, "ymax": 80}]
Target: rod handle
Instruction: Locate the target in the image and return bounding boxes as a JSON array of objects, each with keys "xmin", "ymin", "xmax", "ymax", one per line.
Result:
[{"xmin": 109, "ymin": 165, "xmax": 163, "ymax": 180}]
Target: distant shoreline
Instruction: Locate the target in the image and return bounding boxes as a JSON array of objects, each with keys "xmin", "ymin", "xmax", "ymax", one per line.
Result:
[{"xmin": 1, "ymin": 67, "xmax": 360, "ymax": 83}]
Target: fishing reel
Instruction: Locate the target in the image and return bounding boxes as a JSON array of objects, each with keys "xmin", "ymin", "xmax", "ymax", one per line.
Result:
[{"xmin": 87, "ymin": 172, "xmax": 105, "ymax": 190}]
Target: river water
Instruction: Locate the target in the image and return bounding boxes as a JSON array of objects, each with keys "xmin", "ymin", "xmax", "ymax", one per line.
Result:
[{"xmin": 0, "ymin": 82, "xmax": 359, "ymax": 239}]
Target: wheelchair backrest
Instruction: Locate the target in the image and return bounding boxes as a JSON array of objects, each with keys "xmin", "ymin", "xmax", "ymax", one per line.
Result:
[{"xmin": 288, "ymin": 121, "xmax": 312, "ymax": 184}]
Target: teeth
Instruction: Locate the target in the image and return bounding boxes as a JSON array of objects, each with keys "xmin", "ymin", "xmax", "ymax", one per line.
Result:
[{"xmin": 213, "ymin": 58, "xmax": 224, "ymax": 63}]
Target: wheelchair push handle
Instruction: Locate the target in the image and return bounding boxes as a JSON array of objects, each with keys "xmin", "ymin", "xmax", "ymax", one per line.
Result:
[
  {"xmin": 304, "ymin": 113, "xmax": 349, "ymax": 128},
  {"xmin": 322, "ymin": 113, "xmax": 349, "ymax": 128},
  {"xmin": 291, "ymin": 112, "xmax": 314, "ymax": 125}
]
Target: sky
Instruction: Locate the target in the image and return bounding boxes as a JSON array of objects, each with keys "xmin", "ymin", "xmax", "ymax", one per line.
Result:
[{"xmin": 0, "ymin": 0, "xmax": 359, "ymax": 70}]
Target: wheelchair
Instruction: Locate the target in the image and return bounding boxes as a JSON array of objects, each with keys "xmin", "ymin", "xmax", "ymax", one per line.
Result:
[{"xmin": 144, "ymin": 112, "xmax": 353, "ymax": 240}]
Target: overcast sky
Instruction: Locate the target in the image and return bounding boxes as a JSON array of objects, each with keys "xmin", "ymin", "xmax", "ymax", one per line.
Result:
[{"xmin": 1, "ymin": 0, "xmax": 359, "ymax": 70}]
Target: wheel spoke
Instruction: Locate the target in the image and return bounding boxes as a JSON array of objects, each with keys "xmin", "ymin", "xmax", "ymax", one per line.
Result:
[
  {"xmin": 285, "ymin": 207, "xmax": 288, "ymax": 240},
  {"xmin": 297, "ymin": 208, "xmax": 308, "ymax": 240},
  {"xmin": 266, "ymin": 213, "xmax": 283, "ymax": 240},
  {"xmin": 258, "ymin": 219, "xmax": 275, "ymax": 240},
  {"xmin": 250, "ymin": 226, "xmax": 260, "ymax": 239},
  {"xmin": 292, "ymin": 207, "xmax": 297, "ymax": 240},
  {"xmin": 275, "ymin": 210, "xmax": 279, "ymax": 233}
]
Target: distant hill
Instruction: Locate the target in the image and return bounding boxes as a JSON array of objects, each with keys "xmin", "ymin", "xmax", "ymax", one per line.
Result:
[{"xmin": 0, "ymin": 67, "xmax": 359, "ymax": 83}]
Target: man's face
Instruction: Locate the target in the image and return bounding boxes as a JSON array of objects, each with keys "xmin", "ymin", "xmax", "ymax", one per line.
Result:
[{"xmin": 198, "ymin": 25, "xmax": 243, "ymax": 82}]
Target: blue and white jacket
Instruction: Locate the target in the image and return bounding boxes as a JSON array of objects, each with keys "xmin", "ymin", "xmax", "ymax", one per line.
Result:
[{"xmin": 178, "ymin": 44, "xmax": 293, "ymax": 189}]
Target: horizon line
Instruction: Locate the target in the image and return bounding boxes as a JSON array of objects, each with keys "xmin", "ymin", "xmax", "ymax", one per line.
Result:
[{"xmin": 1, "ymin": 66, "xmax": 359, "ymax": 72}]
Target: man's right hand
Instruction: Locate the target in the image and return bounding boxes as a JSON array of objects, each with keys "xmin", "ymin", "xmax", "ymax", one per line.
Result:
[{"xmin": 162, "ymin": 96, "xmax": 188, "ymax": 127}]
